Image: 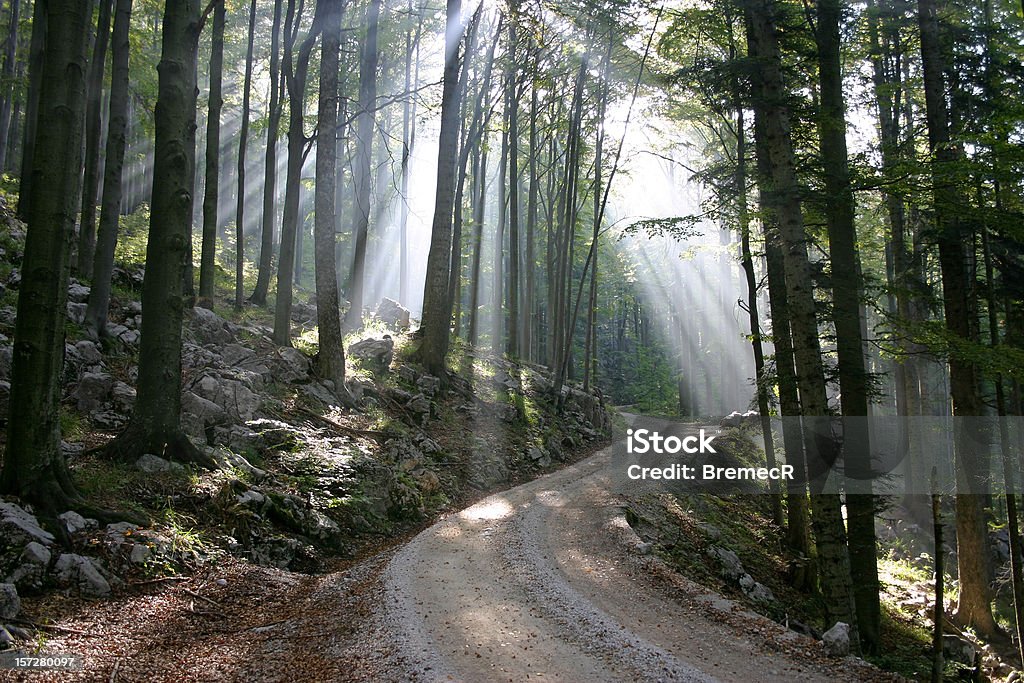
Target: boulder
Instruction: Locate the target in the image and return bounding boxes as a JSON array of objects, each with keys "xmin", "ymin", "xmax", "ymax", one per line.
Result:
[
  {"xmin": 111, "ymin": 381, "xmax": 136, "ymax": 412},
  {"xmin": 708, "ymin": 546, "xmax": 745, "ymax": 581},
  {"xmin": 822, "ymin": 622, "xmax": 850, "ymax": 657},
  {"xmin": 193, "ymin": 373, "xmax": 261, "ymax": 421},
  {"xmin": 58, "ymin": 511, "xmax": 91, "ymax": 535},
  {"xmin": 942, "ymin": 634, "xmax": 977, "ymax": 666},
  {"xmin": 67, "ymin": 282, "xmax": 90, "ymax": 303},
  {"xmin": 0, "ymin": 582, "xmax": 19, "ymax": 619},
  {"xmin": 74, "ymin": 371, "xmax": 113, "ymax": 413},
  {"xmin": 7, "ymin": 542, "xmax": 51, "ymax": 591},
  {"xmin": 375, "ymin": 298, "xmax": 411, "ymax": 329},
  {"xmin": 416, "ymin": 375, "xmax": 441, "ymax": 396},
  {"xmin": 74, "ymin": 340, "xmax": 103, "ymax": 365},
  {"xmin": 66, "ymin": 302, "xmax": 87, "ymax": 325},
  {"xmin": 528, "ymin": 447, "xmax": 551, "ymax": 468},
  {"xmin": 273, "ymin": 347, "xmax": 311, "ymax": 383},
  {"xmin": 135, "ymin": 454, "xmax": 186, "ymax": 474},
  {"xmin": 53, "ymin": 554, "xmax": 111, "ymax": 598},
  {"xmin": 0, "ymin": 500, "xmax": 55, "ymax": 550},
  {"xmin": 349, "ymin": 336, "xmax": 394, "ymax": 368},
  {"xmin": 188, "ymin": 306, "xmax": 235, "ymax": 344}
]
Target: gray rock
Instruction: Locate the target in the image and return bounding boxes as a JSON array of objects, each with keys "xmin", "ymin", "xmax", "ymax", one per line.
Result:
[
  {"xmin": 74, "ymin": 371, "xmax": 113, "ymax": 413},
  {"xmin": 209, "ymin": 447, "xmax": 267, "ymax": 482},
  {"xmin": 193, "ymin": 373, "xmax": 261, "ymax": 421},
  {"xmin": 375, "ymin": 297, "xmax": 411, "ymax": 329},
  {"xmin": 708, "ymin": 546, "xmax": 745, "ymax": 581},
  {"xmin": 407, "ymin": 393, "xmax": 431, "ymax": 417},
  {"xmin": 6, "ymin": 541, "xmax": 51, "ymax": 591},
  {"xmin": 128, "ymin": 544, "xmax": 151, "ymax": 565},
  {"xmin": 188, "ymin": 306, "xmax": 234, "ymax": 344},
  {"xmin": 273, "ymin": 347, "xmax": 311, "ymax": 383},
  {"xmin": 91, "ymin": 410, "xmax": 127, "ymax": 430},
  {"xmin": 416, "ymin": 375, "xmax": 441, "ymax": 396},
  {"xmin": 53, "ymin": 554, "xmax": 111, "ymax": 598},
  {"xmin": 182, "ymin": 390, "xmax": 228, "ymax": 428},
  {"xmin": 135, "ymin": 454, "xmax": 185, "ymax": 474},
  {"xmin": 66, "ymin": 302, "xmax": 87, "ymax": 325},
  {"xmin": 67, "ymin": 282, "xmax": 90, "ymax": 303},
  {"xmin": 942, "ymin": 634, "xmax": 976, "ymax": 666},
  {"xmin": 0, "ymin": 583, "xmax": 19, "ymax": 619},
  {"xmin": 221, "ymin": 343, "xmax": 256, "ymax": 366},
  {"xmin": 0, "ymin": 500, "xmax": 55, "ymax": 548},
  {"xmin": 58, "ymin": 511, "xmax": 89, "ymax": 534},
  {"xmin": 0, "ymin": 380, "xmax": 9, "ymax": 416},
  {"xmin": 396, "ymin": 364, "xmax": 418, "ymax": 384},
  {"xmin": 822, "ymin": 622, "xmax": 850, "ymax": 657},
  {"xmin": 110, "ymin": 382, "xmax": 136, "ymax": 412},
  {"xmin": 528, "ymin": 447, "xmax": 551, "ymax": 468},
  {"xmin": 349, "ymin": 336, "xmax": 394, "ymax": 367},
  {"xmin": 74, "ymin": 340, "xmax": 103, "ymax": 364},
  {"xmin": 0, "ymin": 346, "xmax": 11, "ymax": 381},
  {"xmin": 738, "ymin": 573, "xmax": 775, "ymax": 603}
]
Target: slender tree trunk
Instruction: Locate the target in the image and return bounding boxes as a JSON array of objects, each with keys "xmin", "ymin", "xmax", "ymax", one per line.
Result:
[
  {"xmin": 249, "ymin": 0, "xmax": 284, "ymax": 306},
  {"xmin": 234, "ymin": 0, "xmax": 257, "ymax": 310},
  {"xmin": 85, "ymin": 0, "xmax": 132, "ymax": 337},
  {"xmin": 1, "ymin": 0, "xmax": 95, "ymax": 510},
  {"xmin": 506, "ymin": 16, "xmax": 520, "ymax": 359},
  {"xmin": 101, "ymin": 0, "xmax": 214, "ymax": 468},
  {"xmin": 815, "ymin": 0, "xmax": 879, "ymax": 652},
  {"xmin": 746, "ymin": 0, "xmax": 858, "ymax": 644},
  {"xmin": 198, "ymin": 0, "xmax": 225, "ymax": 304},
  {"xmin": 524, "ymin": 71, "xmax": 538, "ymax": 363},
  {"xmin": 0, "ymin": 0, "xmax": 19, "ymax": 171},
  {"xmin": 917, "ymin": 0, "xmax": 999, "ymax": 638},
  {"xmin": 75, "ymin": 0, "xmax": 113, "ymax": 279},
  {"xmin": 467, "ymin": 143, "xmax": 486, "ymax": 346},
  {"xmin": 16, "ymin": 0, "xmax": 47, "ymax": 221},
  {"xmin": 344, "ymin": 0, "xmax": 380, "ymax": 331},
  {"xmin": 397, "ymin": 0, "xmax": 420, "ymax": 306},
  {"xmin": 416, "ymin": 0, "xmax": 463, "ymax": 376},
  {"xmin": 314, "ymin": 0, "xmax": 347, "ymax": 392},
  {"xmin": 273, "ymin": 0, "xmax": 322, "ymax": 345}
]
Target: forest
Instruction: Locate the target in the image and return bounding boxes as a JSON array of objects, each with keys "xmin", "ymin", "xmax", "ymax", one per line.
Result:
[{"xmin": 0, "ymin": 0, "xmax": 1022, "ymax": 680}]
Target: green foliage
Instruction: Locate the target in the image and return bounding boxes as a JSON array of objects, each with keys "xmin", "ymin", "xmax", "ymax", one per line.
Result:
[{"xmin": 114, "ymin": 204, "xmax": 152, "ymax": 266}]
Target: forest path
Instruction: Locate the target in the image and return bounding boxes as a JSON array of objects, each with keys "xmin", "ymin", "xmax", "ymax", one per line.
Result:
[{"xmin": 379, "ymin": 419, "xmax": 860, "ymax": 682}]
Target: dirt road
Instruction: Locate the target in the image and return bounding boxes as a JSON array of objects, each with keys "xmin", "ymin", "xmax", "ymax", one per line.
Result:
[{"xmin": 381, "ymin": 430, "xmax": 881, "ymax": 682}]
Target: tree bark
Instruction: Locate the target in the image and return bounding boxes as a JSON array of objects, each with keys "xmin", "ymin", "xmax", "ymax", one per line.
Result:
[
  {"xmin": 16, "ymin": 0, "xmax": 46, "ymax": 222},
  {"xmin": 0, "ymin": 0, "xmax": 19, "ymax": 171},
  {"xmin": 917, "ymin": 0, "xmax": 999, "ymax": 638},
  {"xmin": 314, "ymin": 0, "xmax": 347, "ymax": 391},
  {"xmin": 234, "ymin": 0, "xmax": 257, "ymax": 310},
  {"xmin": 343, "ymin": 0, "xmax": 381, "ymax": 331},
  {"xmin": 1, "ymin": 0, "xmax": 95, "ymax": 510},
  {"xmin": 273, "ymin": 0, "xmax": 323, "ymax": 345},
  {"xmin": 249, "ymin": 0, "xmax": 284, "ymax": 306},
  {"xmin": 197, "ymin": 0, "xmax": 225, "ymax": 304},
  {"xmin": 85, "ymin": 0, "xmax": 133, "ymax": 338},
  {"xmin": 101, "ymin": 0, "xmax": 214, "ymax": 469},
  {"xmin": 814, "ymin": 0, "xmax": 880, "ymax": 652},
  {"xmin": 416, "ymin": 0, "xmax": 464, "ymax": 376}
]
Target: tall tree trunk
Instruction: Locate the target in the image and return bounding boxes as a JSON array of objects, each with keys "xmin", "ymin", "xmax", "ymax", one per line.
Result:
[
  {"xmin": 75, "ymin": 0, "xmax": 113, "ymax": 279},
  {"xmin": 917, "ymin": 0, "xmax": 999, "ymax": 638},
  {"xmin": 249, "ymin": 0, "xmax": 284, "ymax": 306},
  {"xmin": 746, "ymin": 0, "xmax": 858, "ymax": 645},
  {"xmin": 273, "ymin": 0, "xmax": 322, "ymax": 345},
  {"xmin": 467, "ymin": 142, "xmax": 486, "ymax": 346},
  {"xmin": 524, "ymin": 70, "xmax": 538, "ymax": 363},
  {"xmin": 85, "ymin": 0, "xmax": 132, "ymax": 337},
  {"xmin": 1, "ymin": 0, "xmax": 95, "ymax": 510},
  {"xmin": 506, "ymin": 15, "xmax": 520, "ymax": 360},
  {"xmin": 314, "ymin": 0, "xmax": 347, "ymax": 392},
  {"xmin": 16, "ymin": 0, "xmax": 46, "ymax": 221},
  {"xmin": 0, "ymin": 0, "xmax": 19, "ymax": 171},
  {"xmin": 416, "ymin": 0, "xmax": 463, "ymax": 376},
  {"xmin": 198, "ymin": 0, "xmax": 225, "ymax": 303},
  {"xmin": 815, "ymin": 0, "xmax": 880, "ymax": 652},
  {"xmin": 101, "ymin": 0, "xmax": 214, "ymax": 468},
  {"xmin": 398, "ymin": 0, "xmax": 421, "ymax": 306},
  {"xmin": 234, "ymin": 0, "xmax": 257, "ymax": 310},
  {"xmin": 344, "ymin": 0, "xmax": 380, "ymax": 331}
]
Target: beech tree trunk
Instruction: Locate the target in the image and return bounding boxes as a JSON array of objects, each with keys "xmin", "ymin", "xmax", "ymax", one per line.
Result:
[
  {"xmin": 101, "ymin": 0, "xmax": 214, "ymax": 469},
  {"xmin": 198, "ymin": 0, "xmax": 225, "ymax": 304},
  {"xmin": 0, "ymin": 0, "xmax": 19, "ymax": 171},
  {"xmin": 16, "ymin": 0, "xmax": 47, "ymax": 222},
  {"xmin": 1, "ymin": 0, "xmax": 95, "ymax": 511},
  {"xmin": 234, "ymin": 0, "xmax": 257, "ymax": 310},
  {"xmin": 85, "ymin": 0, "xmax": 133, "ymax": 337},
  {"xmin": 249, "ymin": 0, "xmax": 284, "ymax": 306},
  {"xmin": 416, "ymin": 0, "xmax": 463, "ymax": 376},
  {"xmin": 344, "ymin": 0, "xmax": 381, "ymax": 331}
]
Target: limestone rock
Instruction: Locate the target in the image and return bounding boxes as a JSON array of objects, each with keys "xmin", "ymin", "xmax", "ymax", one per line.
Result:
[
  {"xmin": 0, "ymin": 583, "xmax": 19, "ymax": 619},
  {"xmin": 822, "ymin": 622, "xmax": 850, "ymax": 657},
  {"xmin": 53, "ymin": 554, "xmax": 111, "ymax": 598},
  {"xmin": 74, "ymin": 371, "xmax": 112, "ymax": 413},
  {"xmin": 135, "ymin": 454, "xmax": 186, "ymax": 474},
  {"xmin": 375, "ymin": 297, "xmax": 411, "ymax": 329},
  {"xmin": 349, "ymin": 336, "xmax": 394, "ymax": 367}
]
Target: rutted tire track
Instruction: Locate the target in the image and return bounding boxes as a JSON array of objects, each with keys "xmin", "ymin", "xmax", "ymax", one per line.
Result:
[{"xmin": 381, "ymin": 429, "xmax": 867, "ymax": 682}]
